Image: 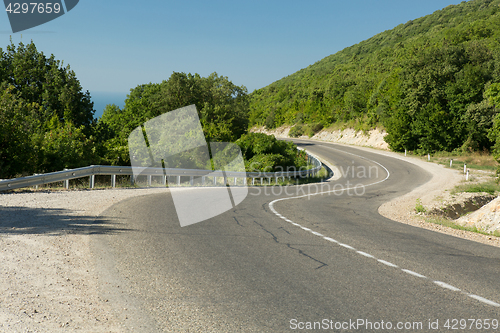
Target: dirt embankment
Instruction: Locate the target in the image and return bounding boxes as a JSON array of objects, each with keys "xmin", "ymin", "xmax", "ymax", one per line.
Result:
[{"xmin": 252, "ymin": 125, "xmax": 390, "ymax": 150}]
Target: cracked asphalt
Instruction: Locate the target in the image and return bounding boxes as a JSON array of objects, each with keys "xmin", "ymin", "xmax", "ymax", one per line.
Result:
[{"xmin": 91, "ymin": 141, "xmax": 500, "ymax": 332}]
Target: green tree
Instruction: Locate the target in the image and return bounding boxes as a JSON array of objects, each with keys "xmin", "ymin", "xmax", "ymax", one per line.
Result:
[
  {"xmin": 0, "ymin": 41, "xmax": 96, "ymax": 177},
  {"xmin": 100, "ymin": 72, "xmax": 249, "ymax": 165},
  {"xmin": 1, "ymin": 40, "xmax": 94, "ymax": 129},
  {"xmin": 235, "ymin": 133, "xmax": 307, "ymax": 172},
  {"xmin": 0, "ymin": 83, "xmax": 39, "ymax": 177}
]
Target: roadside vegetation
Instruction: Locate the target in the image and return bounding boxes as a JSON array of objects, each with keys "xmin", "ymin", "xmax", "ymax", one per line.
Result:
[
  {"xmin": 427, "ymin": 216, "xmax": 500, "ymax": 238},
  {"xmin": 0, "ymin": 42, "xmax": 306, "ymax": 179},
  {"xmin": 249, "ymin": 0, "xmax": 500, "ymax": 173},
  {"xmin": 412, "ymin": 153, "xmax": 500, "ymax": 237},
  {"xmin": 451, "ymin": 180, "xmax": 500, "ymax": 196},
  {"xmin": 6, "ymin": 0, "xmax": 500, "ymax": 186}
]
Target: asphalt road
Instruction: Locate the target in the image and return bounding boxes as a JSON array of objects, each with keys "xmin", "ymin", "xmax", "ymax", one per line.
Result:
[{"xmin": 91, "ymin": 140, "xmax": 500, "ymax": 332}]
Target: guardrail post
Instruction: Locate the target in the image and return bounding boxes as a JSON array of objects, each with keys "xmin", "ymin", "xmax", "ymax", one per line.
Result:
[
  {"xmin": 252, "ymin": 177, "xmax": 255, "ymax": 185},
  {"xmin": 89, "ymin": 175, "xmax": 95, "ymax": 189},
  {"xmin": 223, "ymin": 176, "xmax": 227, "ymax": 185},
  {"xmin": 213, "ymin": 176, "xmax": 216, "ymax": 185},
  {"xmin": 111, "ymin": 174, "xmax": 116, "ymax": 188},
  {"xmin": 131, "ymin": 175, "xmax": 134, "ymax": 186},
  {"xmin": 63, "ymin": 169, "xmax": 69, "ymax": 189},
  {"xmin": 177, "ymin": 175, "xmax": 181, "ymax": 186},
  {"xmin": 148, "ymin": 175, "xmax": 152, "ymax": 187},
  {"xmin": 190, "ymin": 176, "xmax": 194, "ymax": 186},
  {"xmin": 244, "ymin": 178, "xmax": 247, "ymax": 186},
  {"xmin": 234, "ymin": 177, "xmax": 237, "ymax": 186},
  {"xmin": 163, "ymin": 175, "xmax": 167, "ymax": 186},
  {"xmin": 202, "ymin": 176, "xmax": 205, "ymax": 185}
]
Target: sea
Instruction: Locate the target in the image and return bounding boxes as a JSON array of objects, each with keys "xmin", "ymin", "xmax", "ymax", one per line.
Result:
[{"xmin": 90, "ymin": 91, "xmax": 128, "ymax": 120}]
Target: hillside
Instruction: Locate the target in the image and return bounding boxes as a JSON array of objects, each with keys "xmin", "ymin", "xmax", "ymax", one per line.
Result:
[{"xmin": 249, "ymin": 0, "xmax": 500, "ymax": 153}]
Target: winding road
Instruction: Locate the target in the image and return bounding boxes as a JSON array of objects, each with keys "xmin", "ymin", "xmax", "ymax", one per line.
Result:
[{"xmin": 91, "ymin": 139, "xmax": 500, "ymax": 332}]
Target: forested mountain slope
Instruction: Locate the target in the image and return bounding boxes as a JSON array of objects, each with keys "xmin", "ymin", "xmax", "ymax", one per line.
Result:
[{"xmin": 249, "ymin": 0, "xmax": 500, "ymax": 153}]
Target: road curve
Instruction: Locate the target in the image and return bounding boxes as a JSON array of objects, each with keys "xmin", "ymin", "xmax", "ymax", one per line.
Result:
[{"xmin": 91, "ymin": 140, "xmax": 500, "ymax": 332}]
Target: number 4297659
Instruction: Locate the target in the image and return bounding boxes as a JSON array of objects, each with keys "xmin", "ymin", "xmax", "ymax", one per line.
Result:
[
  {"xmin": 5, "ymin": 3, "xmax": 62, "ymax": 14},
  {"xmin": 444, "ymin": 319, "xmax": 499, "ymax": 330}
]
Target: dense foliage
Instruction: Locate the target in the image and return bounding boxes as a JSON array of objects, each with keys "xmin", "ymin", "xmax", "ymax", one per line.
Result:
[
  {"xmin": 98, "ymin": 72, "xmax": 250, "ymax": 166},
  {"xmin": 235, "ymin": 133, "xmax": 308, "ymax": 172},
  {"xmin": 0, "ymin": 41, "xmax": 96, "ymax": 178},
  {"xmin": 0, "ymin": 41, "xmax": 310, "ymax": 178},
  {"xmin": 249, "ymin": 0, "xmax": 500, "ymax": 154}
]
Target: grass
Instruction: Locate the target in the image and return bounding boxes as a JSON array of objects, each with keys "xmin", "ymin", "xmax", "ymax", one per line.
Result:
[
  {"xmin": 404, "ymin": 150, "xmax": 500, "ymax": 239},
  {"xmin": 426, "ymin": 216, "xmax": 500, "ymax": 238},
  {"xmin": 451, "ymin": 180, "xmax": 500, "ymax": 196},
  {"xmin": 415, "ymin": 198, "xmax": 426, "ymax": 213},
  {"xmin": 406, "ymin": 150, "xmax": 498, "ymax": 171}
]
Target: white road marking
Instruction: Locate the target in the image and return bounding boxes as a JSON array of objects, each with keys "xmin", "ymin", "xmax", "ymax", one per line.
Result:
[
  {"xmin": 357, "ymin": 251, "xmax": 375, "ymax": 258},
  {"xmin": 377, "ymin": 259, "xmax": 398, "ymax": 268},
  {"xmin": 468, "ymin": 294, "xmax": 500, "ymax": 307},
  {"xmin": 338, "ymin": 243, "xmax": 356, "ymax": 250},
  {"xmin": 433, "ymin": 281, "xmax": 461, "ymax": 292},
  {"xmin": 268, "ymin": 144, "xmax": 500, "ymax": 308},
  {"xmin": 323, "ymin": 237, "xmax": 338, "ymax": 243},
  {"xmin": 401, "ymin": 269, "xmax": 427, "ymax": 279}
]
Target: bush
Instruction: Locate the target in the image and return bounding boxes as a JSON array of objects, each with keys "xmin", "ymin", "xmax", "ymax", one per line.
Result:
[
  {"xmin": 265, "ymin": 111, "xmax": 275, "ymax": 129},
  {"xmin": 311, "ymin": 123, "xmax": 324, "ymax": 133},
  {"xmin": 235, "ymin": 133, "xmax": 308, "ymax": 171},
  {"xmin": 289, "ymin": 125, "xmax": 304, "ymax": 138}
]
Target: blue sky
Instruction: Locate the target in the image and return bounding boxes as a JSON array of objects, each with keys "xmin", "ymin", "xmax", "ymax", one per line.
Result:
[{"xmin": 1, "ymin": 0, "xmax": 466, "ymax": 118}]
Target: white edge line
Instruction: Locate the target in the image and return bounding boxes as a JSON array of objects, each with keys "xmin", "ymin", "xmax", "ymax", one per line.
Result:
[
  {"xmin": 338, "ymin": 243, "xmax": 356, "ymax": 250},
  {"xmin": 433, "ymin": 281, "xmax": 461, "ymax": 292},
  {"xmin": 468, "ymin": 294, "xmax": 500, "ymax": 307},
  {"xmin": 323, "ymin": 237, "xmax": 338, "ymax": 243},
  {"xmin": 401, "ymin": 269, "xmax": 427, "ymax": 279},
  {"xmin": 377, "ymin": 259, "xmax": 398, "ymax": 268},
  {"xmin": 357, "ymin": 251, "xmax": 375, "ymax": 258},
  {"xmin": 269, "ymin": 144, "xmax": 500, "ymax": 308}
]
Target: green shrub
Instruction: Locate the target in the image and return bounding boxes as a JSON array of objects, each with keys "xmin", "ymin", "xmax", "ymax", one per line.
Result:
[
  {"xmin": 415, "ymin": 198, "xmax": 426, "ymax": 213},
  {"xmin": 311, "ymin": 123, "xmax": 324, "ymax": 134},
  {"xmin": 289, "ymin": 125, "xmax": 304, "ymax": 138},
  {"xmin": 235, "ymin": 133, "xmax": 308, "ymax": 171}
]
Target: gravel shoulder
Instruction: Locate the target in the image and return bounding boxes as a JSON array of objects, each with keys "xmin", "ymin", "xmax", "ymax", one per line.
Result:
[{"xmin": 0, "ymin": 188, "xmax": 170, "ymax": 332}]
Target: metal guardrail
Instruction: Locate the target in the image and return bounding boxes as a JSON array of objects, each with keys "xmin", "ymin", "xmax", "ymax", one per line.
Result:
[{"xmin": 0, "ymin": 151, "xmax": 322, "ymax": 192}]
